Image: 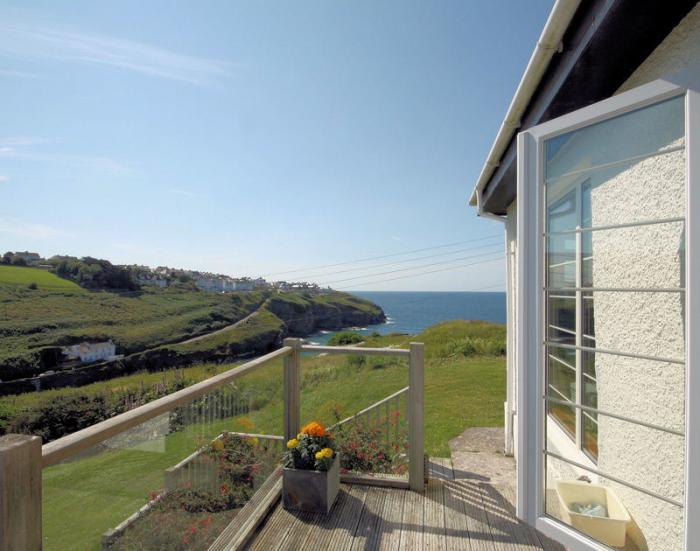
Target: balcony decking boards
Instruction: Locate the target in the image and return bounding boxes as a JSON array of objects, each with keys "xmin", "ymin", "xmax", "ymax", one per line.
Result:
[{"xmin": 240, "ymin": 458, "xmax": 565, "ymax": 551}]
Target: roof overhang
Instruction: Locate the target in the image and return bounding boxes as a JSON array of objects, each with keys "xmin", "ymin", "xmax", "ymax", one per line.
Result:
[{"xmin": 470, "ymin": 0, "xmax": 698, "ymax": 216}]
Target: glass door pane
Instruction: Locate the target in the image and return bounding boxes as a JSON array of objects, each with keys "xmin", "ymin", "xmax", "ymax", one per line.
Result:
[{"xmin": 542, "ymin": 95, "xmax": 686, "ymax": 551}]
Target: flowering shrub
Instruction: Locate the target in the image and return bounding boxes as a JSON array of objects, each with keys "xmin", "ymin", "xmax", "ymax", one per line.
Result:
[
  {"xmin": 107, "ymin": 434, "xmax": 277, "ymax": 551},
  {"xmin": 284, "ymin": 420, "xmax": 337, "ymax": 471},
  {"xmin": 333, "ymin": 410, "xmax": 408, "ymax": 475}
]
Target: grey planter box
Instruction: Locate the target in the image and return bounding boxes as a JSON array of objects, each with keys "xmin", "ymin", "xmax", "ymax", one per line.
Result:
[{"xmin": 283, "ymin": 454, "xmax": 340, "ymax": 513}]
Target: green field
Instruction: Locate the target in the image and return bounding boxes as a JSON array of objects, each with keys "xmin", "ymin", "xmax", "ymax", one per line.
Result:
[
  {"xmin": 0, "ymin": 265, "xmax": 82, "ymax": 290},
  {"xmin": 36, "ymin": 320, "xmax": 506, "ymax": 549}
]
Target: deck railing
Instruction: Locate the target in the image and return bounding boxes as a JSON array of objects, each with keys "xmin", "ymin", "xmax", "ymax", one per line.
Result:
[{"xmin": 0, "ymin": 339, "xmax": 424, "ymax": 550}]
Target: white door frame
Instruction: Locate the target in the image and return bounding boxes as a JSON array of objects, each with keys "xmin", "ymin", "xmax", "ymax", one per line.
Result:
[{"xmin": 516, "ymin": 63, "xmax": 700, "ymax": 551}]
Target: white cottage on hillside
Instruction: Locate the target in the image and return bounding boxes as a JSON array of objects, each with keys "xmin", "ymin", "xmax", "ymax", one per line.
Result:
[
  {"xmin": 61, "ymin": 341, "xmax": 117, "ymax": 364},
  {"xmin": 470, "ymin": 2, "xmax": 700, "ymax": 551}
]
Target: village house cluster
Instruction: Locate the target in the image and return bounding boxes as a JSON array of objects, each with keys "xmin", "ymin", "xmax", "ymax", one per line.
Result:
[{"xmin": 2, "ymin": 251, "xmax": 330, "ymax": 294}]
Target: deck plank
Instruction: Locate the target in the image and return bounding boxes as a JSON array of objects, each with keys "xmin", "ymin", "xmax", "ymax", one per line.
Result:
[
  {"xmin": 242, "ymin": 459, "xmax": 566, "ymax": 551},
  {"xmin": 301, "ymin": 488, "xmax": 351, "ymax": 547},
  {"xmin": 399, "ymin": 482, "xmax": 425, "ymax": 550},
  {"xmin": 376, "ymin": 487, "xmax": 406, "ymax": 550},
  {"xmin": 452, "ymin": 480, "xmax": 497, "ymax": 551},
  {"xmin": 480, "ymin": 483, "xmax": 542, "ymax": 551},
  {"xmin": 326, "ymin": 484, "xmax": 368, "ymax": 551},
  {"xmin": 424, "ymin": 478, "xmax": 447, "ymax": 550},
  {"xmin": 246, "ymin": 499, "xmax": 296, "ymax": 551},
  {"xmin": 443, "ymin": 479, "xmax": 474, "ymax": 551},
  {"xmin": 350, "ymin": 486, "xmax": 387, "ymax": 551}
]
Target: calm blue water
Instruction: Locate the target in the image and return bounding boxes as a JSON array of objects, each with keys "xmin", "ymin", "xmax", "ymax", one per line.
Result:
[{"xmin": 308, "ymin": 291, "xmax": 506, "ymax": 345}]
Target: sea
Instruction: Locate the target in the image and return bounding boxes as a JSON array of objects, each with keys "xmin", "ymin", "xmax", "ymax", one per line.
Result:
[{"xmin": 307, "ymin": 291, "xmax": 506, "ymax": 345}]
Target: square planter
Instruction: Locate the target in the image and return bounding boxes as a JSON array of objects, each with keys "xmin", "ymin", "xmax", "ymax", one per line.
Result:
[
  {"xmin": 555, "ymin": 480, "xmax": 631, "ymax": 547},
  {"xmin": 283, "ymin": 454, "xmax": 339, "ymax": 513}
]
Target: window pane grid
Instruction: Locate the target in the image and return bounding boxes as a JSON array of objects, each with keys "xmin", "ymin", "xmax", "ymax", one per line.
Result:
[
  {"xmin": 548, "ymin": 385, "xmax": 573, "ymax": 403},
  {"xmin": 546, "ymin": 341, "xmax": 685, "ymax": 366},
  {"xmin": 546, "ymin": 450, "xmax": 684, "ymax": 509},
  {"xmin": 548, "ymin": 353, "xmax": 575, "ymax": 371},
  {"xmin": 546, "ymin": 216, "xmax": 685, "ymax": 236},
  {"xmin": 545, "ymin": 286, "xmax": 685, "ymax": 293},
  {"xmin": 546, "ymin": 397, "xmax": 684, "ymax": 438},
  {"xmin": 548, "ymin": 324, "xmax": 576, "ymax": 336},
  {"xmin": 544, "ymin": 144, "xmax": 684, "ymax": 184}
]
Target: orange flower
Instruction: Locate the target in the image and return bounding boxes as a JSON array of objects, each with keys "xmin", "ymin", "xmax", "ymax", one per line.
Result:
[{"xmin": 301, "ymin": 421, "xmax": 326, "ymax": 437}]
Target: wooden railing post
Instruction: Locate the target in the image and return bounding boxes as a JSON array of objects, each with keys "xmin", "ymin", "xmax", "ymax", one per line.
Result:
[
  {"xmin": 408, "ymin": 342, "xmax": 425, "ymax": 491},
  {"xmin": 0, "ymin": 434, "xmax": 42, "ymax": 550},
  {"xmin": 283, "ymin": 338, "xmax": 302, "ymax": 443}
]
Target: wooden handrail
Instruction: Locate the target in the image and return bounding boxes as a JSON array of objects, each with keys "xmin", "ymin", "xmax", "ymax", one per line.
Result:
[
  {"xmin": 301, "ymin": 344, "xmax": 410, "ymax": 357},
  {"xmin": 41, "ymin": 346, "xmax": 293, "ymax": 467}
]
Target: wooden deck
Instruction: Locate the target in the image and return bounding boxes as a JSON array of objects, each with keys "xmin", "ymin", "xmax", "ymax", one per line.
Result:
[{"xmin": 242, "ymin": 458, "xmax": 565, "ymax": 551}]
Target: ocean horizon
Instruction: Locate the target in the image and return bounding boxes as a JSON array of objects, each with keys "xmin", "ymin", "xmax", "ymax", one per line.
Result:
[{"xmin": 308, "ymin": 290, "xmax": 506, "ymax": 344}]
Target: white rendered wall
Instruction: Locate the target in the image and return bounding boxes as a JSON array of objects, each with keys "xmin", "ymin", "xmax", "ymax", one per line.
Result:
[{"xmin": 596, "ymin": 8, "xmax": 700, "ymax": 549}]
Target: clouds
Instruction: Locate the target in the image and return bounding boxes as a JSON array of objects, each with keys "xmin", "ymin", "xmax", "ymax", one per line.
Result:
[
  {"xmin": 0, "ymin": 218, "xmax": 73, "ymax": 240},
  {"xmin": 0, "ymin": 16, "xmax": 233, "ymax": 86},
  {"xmin": 0, "ymin": 68, "xmax": 39, "ymax": 79},
  {"xmin": 0, "ymin": 137, "xmax": 129, "ymax": 174},
  {"xmin": 167, "ymin": 188, "xmax": 204, "ymax": 198},
  {"xmin": 0, "ymin": 176, "xmax": 8, "ymax": 183}
]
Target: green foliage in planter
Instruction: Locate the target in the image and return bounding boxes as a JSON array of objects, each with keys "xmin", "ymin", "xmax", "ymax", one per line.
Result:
[{"xmin": 283, "ymin": 423, "xmax": 337, "ymax": 472}]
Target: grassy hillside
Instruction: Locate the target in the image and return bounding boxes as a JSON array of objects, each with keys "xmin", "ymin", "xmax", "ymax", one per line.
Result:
[
  {"xmin": 35, "ymin": 319, "xmax": 506, "ymax": 549},
  {"xmin": 0, "ymin": 279, "xmax": 384, "ymax": 383},
  {"xmin": 3, "ymin": 319, "xmax": 505, "ymax": 451},
  {"xmin": 0, "ymin": 265, "xmax": 82, "ymax": 290},
  {"xmin": 0, "ymin": 282, "xmax": 267, "ymax": 379}
]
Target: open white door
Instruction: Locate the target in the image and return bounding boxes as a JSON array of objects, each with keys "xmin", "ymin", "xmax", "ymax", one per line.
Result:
[{"xmin": 516, "ymin": 65, "xmax": 700, "ymax": 551}]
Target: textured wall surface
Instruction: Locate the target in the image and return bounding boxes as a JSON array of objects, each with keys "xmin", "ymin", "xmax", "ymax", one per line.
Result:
[{"xmin": 618, "ymin": 5, "xmax": 700, "ymax": 94}]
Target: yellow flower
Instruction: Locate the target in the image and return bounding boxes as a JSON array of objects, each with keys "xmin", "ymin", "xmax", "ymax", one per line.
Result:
[
  {"xmin": 249, "ymin": 437, "xmax": 259, "ymax": 446},
  {"xmin": 211, "ymin": 439, "xmax": 224, "ymax": 451},
  {"xmin": 287, "ymin": 438, "xmax": 299, "ymax": 449},
  {"xmin": 315, "ymin": 447, "xmax": 334, "ymax": 460}
]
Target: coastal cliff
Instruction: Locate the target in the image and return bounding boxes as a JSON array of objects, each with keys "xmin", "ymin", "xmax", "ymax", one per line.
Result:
[{"xmin": 0, "ymin": 291, "xmax": 385, "ymax": 394}]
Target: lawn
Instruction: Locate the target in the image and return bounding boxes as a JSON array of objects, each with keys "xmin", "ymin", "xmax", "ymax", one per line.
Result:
[
  {"xmin": 39, "ymin": 320, "xmax": 505, "ymax": 550},
  {"xmin": 0, "ymin": 265, "xmax": 82, "ymax": 291}
]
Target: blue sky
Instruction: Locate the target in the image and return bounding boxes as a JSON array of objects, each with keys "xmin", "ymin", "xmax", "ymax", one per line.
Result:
[{"xmin": 0, "ymin": 1, "xmax": 552, "ymax": 291}]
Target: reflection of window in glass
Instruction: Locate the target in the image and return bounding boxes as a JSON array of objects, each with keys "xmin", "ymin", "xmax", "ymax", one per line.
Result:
[{"xmin": 546, "ymin": 178, "xmax": 598, "ymax": 460}]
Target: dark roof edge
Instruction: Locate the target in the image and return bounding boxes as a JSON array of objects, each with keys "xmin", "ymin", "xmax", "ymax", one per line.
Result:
[{"xmin": 474, "ymin": 0, "xmax": 698, "ymax": 216}]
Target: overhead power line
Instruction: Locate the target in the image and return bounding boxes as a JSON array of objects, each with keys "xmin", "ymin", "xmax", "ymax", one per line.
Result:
[
  {"xmin": 316, "ymin": 250, "xmax": 504, "ymax": 286},
  {"xmin": 291, "ymin": 239, "xmax": 502, "ymax": 280},
  {"xmin": 335, "ymin": 256, "xmax": 505, "ymax": 290},
  {"xmin": 263, "ymin": 234, "xmax": 502, "ymax": 278}
]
